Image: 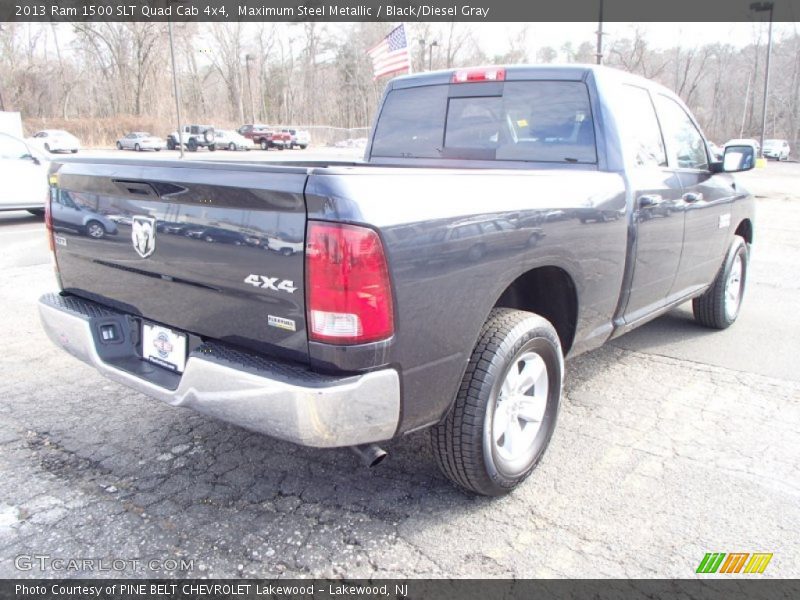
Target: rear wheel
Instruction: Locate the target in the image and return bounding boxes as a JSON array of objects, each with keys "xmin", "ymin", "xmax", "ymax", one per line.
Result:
[
  {"xmin": 431, "ymin": 308, "xmax": 563, "ymax": 496},
  {"xmin": 188, "ymin": 138, "xmax": 198, "ymax": 152},
  {"xmin": 260, "ymin": 139, "xmax": 268, "ymax": 150},
  {"xmin": 693, "ymin": 235, "xmax": 749, "ymax": 329},
  {"xmin": 228, "ymin": 142, "xmax": 236, "ymax": 151}
]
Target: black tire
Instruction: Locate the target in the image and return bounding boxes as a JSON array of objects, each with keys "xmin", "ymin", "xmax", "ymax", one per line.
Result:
[
  {"xmin": 85, "ymin": 220, "xmax": 106, "ymax": 239},
  {"xmin": 208, "ymin": 144, "xmax": 216, "ymax": 152},
  {"xmin": 693, "ymin": 235, "xmax": 749, "ymax": 330},
  {"xmin": 116, "ymin": 141, "xmax": 123, "ymax": 150},
  {"xmin": 188, "ymin": 138, "xmax": 198, "ymax": 152},
  {"xmin": 135, "ymin": 143, "xmax": 141, "ymax": 152},
  {"xmin": 431, "ymin": 308, "xmax": 563, "ymax": 496},
  {"xmin": 155, "ymin": 148, "xmax": 161, "ymax": 152},
  {"xmin": 228, "ymin": 142, "xmax": 236, "ymax": 151},
  {"xmin": 71, "ymin": 149, "xmax": 78, "ymax": 154},
  {"xmin": 299, "ymin": 145, "xmax": 307, "ymax": 150},
  {"xmin": 260, "ymin": 139, "xmax": 269, "ymax": 151},
  {"xmin": 167, "ymin": 139, "xmax": 176, "ymax": 151}
]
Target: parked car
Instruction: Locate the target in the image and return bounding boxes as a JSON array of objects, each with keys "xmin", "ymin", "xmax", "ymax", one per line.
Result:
[
  {"xmin": 214, "ymin": 129, "xmax": 254, "ymax": 151},
  {"xmin": 116, "ymin": 132, "xmax": 165, "ymax": 152},
  {"xmin": 27, "ymin": 129, "xmax": 80, "ymax": 154},
  {"xmin": 281, "ymin": 128, "xmax": 311, "ymax": 149},
  {"xmin": 264, "ymin": 233, "xmax": 304, "ymax": 255},
  {"xmin": 50, "ymin": 190, "xmax": 117, "ymax": 239},
  {"xmin": 40, "ymin": 64, "xmax": 756, "ymax": 496},
  {"xmin": 724, "ymin": 138, "xmax": 760, "ymax": 156},
  {"xmin": 0, "ymin": 132, "xmax": 48, "ymax": 213},
  {"xmin": 238, "ymin": 124, "xmax": 291, "ymax": 150},
  {"xmin": 167, "ymin": 125, "xmax": 216, "ymax": 152},
  {"xmin": 763, "ymin": 139, "xmax": 790, "ymax": 161},
  {"xmin": 186, "ymin": 226, "xmax": 246, "ymax": 245}
]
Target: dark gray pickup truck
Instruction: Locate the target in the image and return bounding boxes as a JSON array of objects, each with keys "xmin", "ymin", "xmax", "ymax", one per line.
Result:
[{"xmin": 39, "ymin": 65, "xmax": 755, "ymax": 495}]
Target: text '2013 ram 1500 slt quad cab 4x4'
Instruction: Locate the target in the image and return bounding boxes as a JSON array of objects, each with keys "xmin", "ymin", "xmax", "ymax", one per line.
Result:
[{"xmin": 38, "ymin": 65, "xmax": 755, "ymax": 495}]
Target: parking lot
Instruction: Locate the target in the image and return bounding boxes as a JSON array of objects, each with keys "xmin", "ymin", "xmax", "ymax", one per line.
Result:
[{"xmin": 0, "ymin": 155, "xmax": 798, "ymax": 578}]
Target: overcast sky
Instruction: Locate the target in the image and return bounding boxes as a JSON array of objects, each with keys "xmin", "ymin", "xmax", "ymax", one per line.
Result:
[{"xmin": 476, "ymin": 21, "xmax": 798, "ymax": 56}]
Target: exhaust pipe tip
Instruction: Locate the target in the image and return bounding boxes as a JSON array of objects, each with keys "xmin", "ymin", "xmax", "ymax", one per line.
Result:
[{"xmin": 350, "ymin": 444, "xmax": 388, "ymax": 468}]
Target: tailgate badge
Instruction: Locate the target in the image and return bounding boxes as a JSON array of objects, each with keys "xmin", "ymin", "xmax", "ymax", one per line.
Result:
[{"xmin": 132, "ymin": 216, "xmax": 156, "ymax": 258}]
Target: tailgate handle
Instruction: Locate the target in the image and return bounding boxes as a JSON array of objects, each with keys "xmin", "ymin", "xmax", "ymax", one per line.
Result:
[{"xmin": 113, "ymin": 180, "xmax": 157, "ymax": 197}]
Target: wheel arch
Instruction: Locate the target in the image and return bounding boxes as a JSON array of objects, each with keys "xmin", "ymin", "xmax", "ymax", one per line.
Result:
[
  {"xmin": 492, "ymin": 266, "xmax": 579, "ymax": 355},
  {"xmin": 735, "ymin": 218, "xmax": 753, "ymax": 246}
]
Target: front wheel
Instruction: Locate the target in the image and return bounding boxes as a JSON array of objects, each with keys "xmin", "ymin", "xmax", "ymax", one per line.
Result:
[
  {"xmin": 431, "ymin": 308, "xmax": 563, "ymax": 496},
  {"xmin": 116, "ymin": 142, "xmax": 123, "ymax": 150},
  {"xmin": 85, "ymin": 221, "xmax": 106, "ymax": 239},
  {"xmin": 134, "ymin": 143, "xmax": 141, "ymax": 152},
  {"xmin": 260, "ymin": 140, "xmax": 268, "ymax": 151},
  {"xmin": 229, "ymin": 142, "xmax": 236, "ymax": 151},
  {"xmin": 693, "ymin": 235, "xmax": 749, "ymax": 329}
]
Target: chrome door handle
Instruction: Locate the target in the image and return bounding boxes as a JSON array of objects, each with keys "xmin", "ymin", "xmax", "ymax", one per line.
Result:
[
  {"xmin": 638, "ymin": 195, "xmax": 663, "ymax": 208},
  {"xmin": 683, "ymin": 192, "xmax": 703, "ymax": 203}
]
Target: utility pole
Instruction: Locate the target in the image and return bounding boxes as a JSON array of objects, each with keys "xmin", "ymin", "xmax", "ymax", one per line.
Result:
[
  {"xmin": 167, "ymin": 19, "xmax": 184, "ymax": 159},
  {"xmin": 751, "ymin": 1, "xmax": 774, "ymax": 158},
  {"xmin": 595, "ymin": 0, "xmax": 604, "ymax": 65},
  {"xmin": 245, "ymin": 54, "xmax": 256, "ymax": 123},
  {"xmin": 429, "ymin": 40, "xmax": 439, "ymax": 71}
]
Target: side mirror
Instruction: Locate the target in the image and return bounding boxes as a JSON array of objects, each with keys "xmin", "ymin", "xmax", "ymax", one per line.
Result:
[
  {"xmin": 22, "ymin": 153, "xmax": 41, "ymax": 166},
  {"xmin": 715, "ymin": 145, "xmax": 755, "ymax": 173}
]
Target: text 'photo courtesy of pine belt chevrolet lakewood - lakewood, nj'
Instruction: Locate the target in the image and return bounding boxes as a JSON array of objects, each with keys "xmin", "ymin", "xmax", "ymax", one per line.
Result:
[{"xmin": 38, "ymin": 64, "xmax": 755, "ymax": 496}]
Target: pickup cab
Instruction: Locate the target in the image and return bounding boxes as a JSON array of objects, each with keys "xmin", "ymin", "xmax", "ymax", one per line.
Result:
[{"xmin": 38, "ymin": 65, "xmax": 755, "ymax": 495}]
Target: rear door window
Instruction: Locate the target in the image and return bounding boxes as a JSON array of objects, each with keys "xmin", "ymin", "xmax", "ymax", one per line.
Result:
[
  {"xmin": 654, "ymin": 95, "xmax": 709, "ymax": 170},
  {"xmin": 619, "ymin": 85, "xmax": 667, "ymax": 168}
]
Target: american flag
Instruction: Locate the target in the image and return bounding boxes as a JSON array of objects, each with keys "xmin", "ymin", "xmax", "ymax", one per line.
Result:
[{"xmin": 367, "ymin": 25, "xmax": 411, "ymax": 80}]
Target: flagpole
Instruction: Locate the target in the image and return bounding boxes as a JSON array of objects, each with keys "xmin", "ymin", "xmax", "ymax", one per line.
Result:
[{"xmin": 404, "ymin": 23, "xmax": 414, "ymax": 74}]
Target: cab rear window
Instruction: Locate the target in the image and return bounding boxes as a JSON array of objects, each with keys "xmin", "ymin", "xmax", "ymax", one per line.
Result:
[{"xmin": 371, "ymin": 81, "xmax": 596, "ymax": 163}]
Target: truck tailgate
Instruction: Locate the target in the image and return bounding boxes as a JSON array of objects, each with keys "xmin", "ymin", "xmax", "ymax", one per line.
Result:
[{"xmin": 50, "ymin": 159, "xmax": 309, "ymax": 362}]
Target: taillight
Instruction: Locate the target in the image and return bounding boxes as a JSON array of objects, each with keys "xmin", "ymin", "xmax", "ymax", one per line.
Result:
[
  {"xmin": 452, "ymin": 67, "xmax": 506, "ymax": 83},
  {"xmin": 306, "ymin": 221, "xmax": 394, "ymax": 344}
]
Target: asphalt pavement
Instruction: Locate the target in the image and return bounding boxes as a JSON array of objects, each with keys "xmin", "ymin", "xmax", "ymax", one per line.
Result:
[{"xmin": 0, "ymin": 156, "xmax": 797, "ymax": 578}]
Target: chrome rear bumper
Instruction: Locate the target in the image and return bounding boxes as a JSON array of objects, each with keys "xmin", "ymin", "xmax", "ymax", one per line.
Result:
[{"xmin": 38, "ymin": 293, "xmax": 400, "ymax": 448}]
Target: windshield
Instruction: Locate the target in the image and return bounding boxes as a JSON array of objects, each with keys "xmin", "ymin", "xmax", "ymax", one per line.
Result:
[{"xmin": 371, "ymin": 80, "xmax": 597, "ymax": 163}]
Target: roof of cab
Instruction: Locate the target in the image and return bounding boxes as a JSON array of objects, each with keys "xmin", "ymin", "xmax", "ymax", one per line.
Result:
[{"xmin": 388, "ymin": 63, "xmax": 666, "ymax": 93}]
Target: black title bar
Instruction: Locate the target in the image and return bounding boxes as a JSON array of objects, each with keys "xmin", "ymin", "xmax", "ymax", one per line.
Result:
[{"xmin": 3, "ymin": 0, "xmax": 800, "ymax": 22}]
